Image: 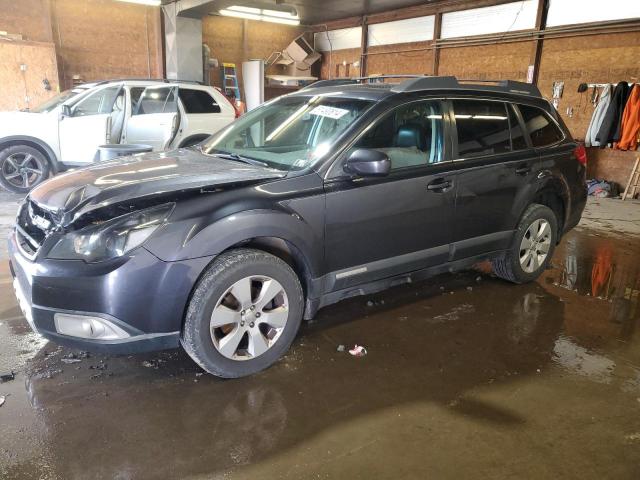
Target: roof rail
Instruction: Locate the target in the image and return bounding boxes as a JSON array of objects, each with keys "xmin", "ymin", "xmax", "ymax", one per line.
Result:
[
  {"xmin": 94, "ymin": 78, "xmax": 204, "ymax": 86},
  {"xmin": 303, "ymin": 75, "xmax": 425, "ymax": 90},
  {"xmin": 391, "ymin": 76, "xmax": 541, "ymax": 97}
]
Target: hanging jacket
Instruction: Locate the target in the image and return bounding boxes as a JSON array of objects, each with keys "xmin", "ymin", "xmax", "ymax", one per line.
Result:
[
  {"xmin": 616, "ymin": 84, "xmax": 640, "ymax": 151},
  {"xmin": 585, "ymin": 84, "xmax": 612, "ymax": 147},
  {"xmin": 596, "ymin": 81, "xmax": 629, "ymax": 147}
]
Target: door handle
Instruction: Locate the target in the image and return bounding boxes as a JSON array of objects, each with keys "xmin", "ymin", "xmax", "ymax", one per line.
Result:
[
  {"xmin": 515, "ymin": 166, "xmax": 531, "ymax": 176},
  {"xmin": 427, "ymin": 178, "xmax": 452, "ymax": 192}
]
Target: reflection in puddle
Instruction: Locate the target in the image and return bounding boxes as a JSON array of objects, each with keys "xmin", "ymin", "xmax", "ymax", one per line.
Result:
[
  {"xmin": 543, "ymin": 234, "xmax": 640, "ymax": 343},
  {"xmin": 553, "ymin": 336, "xmax": 615, "ymax": 384}
]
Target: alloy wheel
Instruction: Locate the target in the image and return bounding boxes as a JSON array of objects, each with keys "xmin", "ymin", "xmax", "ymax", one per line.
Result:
[
  {"xmin": 519, "ymin": 218, "xmax": 552, "ymax": 273},
  {"xmin": 210, "ymin": 275, "xmax": 289, "ymax": 361},
  {"xmin": 1, "ymin": 153, "xmax": 46, "ymax": 189}
]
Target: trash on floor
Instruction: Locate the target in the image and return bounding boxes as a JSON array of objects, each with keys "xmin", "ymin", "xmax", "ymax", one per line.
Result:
[
  {"xmin": 587, "ymin": 179, "xmax": 618, "ymax": 198},
  {"xmin": 336, "ymin": 344, "xmax": 346, "ymax": 352},
  {"xmin": 0, "ymin": 371, "xmax": 15, "ymax": 383},
  {"xmin": 0, "ymin": 395, "xmax": 5, "ymax": 407},
  {"xmin": 61, "ymin": 358, "xmax": 82, "ymax": 364},
  {"xmin": 348, "ymin": 345, "xmax": 367, "ymax": 357}
]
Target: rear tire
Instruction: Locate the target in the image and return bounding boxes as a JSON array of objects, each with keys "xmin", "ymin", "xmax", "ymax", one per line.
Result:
[
  {"xmin": 181, "ymin": 248, "xmax": 304, "ymax": 378},
  {"xmin": 492, "ymin": 204, "xmax": 558, "ymax": 284},
  {"xmin": 0, "ymin": 145, "xmax": 50, "ymax": 193}
]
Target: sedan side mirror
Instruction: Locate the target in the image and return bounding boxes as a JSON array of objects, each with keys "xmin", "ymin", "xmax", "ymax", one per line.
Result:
[
  {"xmin": 60, "ymin": 104, "xmax": 71, "ymax": 117},
  {"xmin": 344, "ymin": 149, "xmax": 391, "ymax": 177}
]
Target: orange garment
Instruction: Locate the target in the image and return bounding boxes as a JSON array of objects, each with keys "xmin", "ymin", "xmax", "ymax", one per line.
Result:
[{"xmin": 616, "ymin": 84, "xmax": 640, "ymax": 151}]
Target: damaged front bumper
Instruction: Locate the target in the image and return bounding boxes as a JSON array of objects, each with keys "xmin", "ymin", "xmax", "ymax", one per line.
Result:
[{"xmin": 8, "ymin": 231, "xmax": 212, "ymax": 354}]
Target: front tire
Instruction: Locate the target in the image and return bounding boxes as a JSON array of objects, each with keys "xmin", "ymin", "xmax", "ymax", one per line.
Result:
[
  {"xmin": 181, "ymin": 248, "xmax": 304, "ymax": 378},
  {"xmin": 0, "ymin": 145, "xmax": 50, "ymax": 193},
  {"xmin": 492, "ymin": 204, "xmax": 558, "ymax": 284}
]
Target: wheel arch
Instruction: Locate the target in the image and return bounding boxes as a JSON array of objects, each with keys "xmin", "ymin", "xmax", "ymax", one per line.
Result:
[
  {"xmin": 532, "ymin": 177, "xmax": 569, "ymax": 240},
  {"xmin": 0, "ymin": 135, "xmax": 63, "ymax": 174}
]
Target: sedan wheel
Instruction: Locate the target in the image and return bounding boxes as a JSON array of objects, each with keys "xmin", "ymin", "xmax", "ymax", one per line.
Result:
[
  {"xmin": 211, "ymin": 275, "xmax": 289, "ymax": 360},
  {"xmin": 519, "ymin": 218, "xmax": 552, "ymax": 273},
  {"xmin": 181, "ymin": 248, "xmax": 304, "ymax": 378}
]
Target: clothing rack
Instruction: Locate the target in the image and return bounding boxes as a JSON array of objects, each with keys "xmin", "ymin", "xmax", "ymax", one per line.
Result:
[{"xmin": 587, "ymin": 81, "xmax": 637, "ymax": 88}]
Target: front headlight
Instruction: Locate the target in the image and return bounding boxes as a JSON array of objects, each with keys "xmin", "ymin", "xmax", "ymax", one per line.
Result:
[{"xmin": 48, "ymin": 203, "xmax": 174, "ymax": 262}]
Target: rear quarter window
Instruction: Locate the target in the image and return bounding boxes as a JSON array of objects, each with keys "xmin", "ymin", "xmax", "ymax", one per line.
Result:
[
  {"xmin": 179, "ymin": 89, "xmax": 221, "ymax": 114},
  {"xmin": 517, "ymin": 104, "xmax": 564, "ymax": 147}
]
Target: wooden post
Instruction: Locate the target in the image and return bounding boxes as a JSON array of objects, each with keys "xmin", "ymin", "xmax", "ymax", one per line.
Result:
[
  {"xmin": 432, "ymin": 12, "xmax": 442, "ymax": 76},
  {"xmin": 529, "ymin": 0, "xmax": 549, "ymax": 85},
  {"xmin": 360, "ymin": 16, "xmax": 368, "ymax": 77}
]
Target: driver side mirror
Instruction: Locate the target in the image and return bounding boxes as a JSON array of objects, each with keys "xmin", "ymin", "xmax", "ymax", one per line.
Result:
[
  {"xmin": 60, "ymin": 104, "xmax": 71, "ymax": 117},
  {"xmin": 344, "ymin": 149, "xmax": 391, "ymax": 177}
]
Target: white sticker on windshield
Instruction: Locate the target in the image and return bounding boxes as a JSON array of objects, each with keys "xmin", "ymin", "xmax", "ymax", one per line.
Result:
[{"xmin": 310, "ymin": 105, "xmax": 350, "ymax": 120}]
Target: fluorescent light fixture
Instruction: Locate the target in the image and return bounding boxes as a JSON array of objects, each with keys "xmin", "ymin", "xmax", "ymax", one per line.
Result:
[
  {"xmin": 114, "ymin": 0, "xmax": 161, "ymax": 6},
  {"xmin": 220, "ymin": 5, "xmax": 300, "ymax": 25}
]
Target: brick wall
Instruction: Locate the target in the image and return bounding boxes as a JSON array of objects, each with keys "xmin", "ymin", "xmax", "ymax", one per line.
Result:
[
  {"xmin": 52, "ymin": 0, "xmax": 163, "ymax": 88},
  {"xmin": 202, "ymin": 15, "xmax": 303, "ymax": 93},
  {"xmin": 0, "ymin": 40, "xmax": 60, "ymax": 111},
  {"xmin": 0, "ymin": 0, "xmax": 163, "ymax": 111}
]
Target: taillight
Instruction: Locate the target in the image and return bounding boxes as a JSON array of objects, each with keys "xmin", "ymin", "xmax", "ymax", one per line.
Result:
[
  {"xmin": 574, "ymin": 144, "xmax": 587, "ymax": 166},
  {"xmin": 215, "ymin": 86, "xmax": 242, "ymax": 118},
  {"xmin": 232, "ymin": 100, "xmax": 242, "ymax": 119}
]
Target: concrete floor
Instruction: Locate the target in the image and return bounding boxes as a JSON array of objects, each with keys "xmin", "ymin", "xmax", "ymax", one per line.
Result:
[{"xmin": 1, "ymin": 195, "xmax": 639, "ymax": 479}]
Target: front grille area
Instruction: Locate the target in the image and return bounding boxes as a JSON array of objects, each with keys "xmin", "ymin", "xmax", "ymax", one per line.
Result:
[{"xmin": 15, "ymin": 200, "xmax": 56, "ymax": 258}]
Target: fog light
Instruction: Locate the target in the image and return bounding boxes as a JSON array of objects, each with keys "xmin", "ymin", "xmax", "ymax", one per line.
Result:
[{"xmin": 54, "ymin": 313, "xmax": 130, "ymax": 340}]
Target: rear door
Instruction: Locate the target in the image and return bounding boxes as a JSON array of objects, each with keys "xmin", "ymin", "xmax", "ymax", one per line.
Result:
[
  {"xmin": 125, "ymin": 85, "xmax": 179, "ymax": 150},
  {"xmin": 176, "ymin": 88, "xmax": 235, "ymax": 146},
  {"xmin": 449, "ymin": 98, "xmax": 538, "ymax": 260},
  {"xmin": 324, "ymin": 99, "xmax": 456, "ymax": 290},
  {"xmin": 58, "ymin": 84, "xmax": 122, "ymax": 164}
]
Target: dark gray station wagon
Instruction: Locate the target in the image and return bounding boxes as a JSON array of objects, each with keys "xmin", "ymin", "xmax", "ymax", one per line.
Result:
[{"xmin": 9, "ymin": 76, "xmax": 587, "ymax": 377}]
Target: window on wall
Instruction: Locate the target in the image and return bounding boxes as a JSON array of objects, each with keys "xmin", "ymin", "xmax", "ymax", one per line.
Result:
[
  {"xmin": 452, "ymin": 100, "xmax": 511, "ymax": 158},
  {"xmin": 314, "ymin": 27, "xmax": 362, "ymax": 52},
  {"xmin": 441, "ymin": 0, "xmax": 538, "ymax": 39},
  {"xmin": 546, "ymin": 0, "xmax": 640, "ymax": 27},
  {"xmin": 352, "ymin": 101, "xmax": 444, "ymax": 169},
  {"xmin": 517, "ymin": 104, "xmax": 564, "ymax": 147},
  {"xmin": 367, "ymin": 16, "xmax": 435, "ymax": 46}
]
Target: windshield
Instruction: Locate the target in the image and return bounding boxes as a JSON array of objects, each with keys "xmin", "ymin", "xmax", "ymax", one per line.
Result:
[
  {"xmin": 30, "ymin": 88, "xmax": 87, "ymax": 113},
  {"xmin": 202, "ymin": 95, "xmax": 373, "ymax": 171}
]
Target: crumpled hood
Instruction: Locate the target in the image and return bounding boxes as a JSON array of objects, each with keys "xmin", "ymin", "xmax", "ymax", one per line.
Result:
[{"xmin": 29, "ymin": 149, "xmax": 285, "ymax": 222}]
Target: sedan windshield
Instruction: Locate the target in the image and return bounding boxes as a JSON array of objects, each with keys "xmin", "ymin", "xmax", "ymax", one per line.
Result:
[
  {"xmin": 30, "ymin": 88, "xmax": 87, "ymax": 113},
  {"xmin": 202, "ymin": 95, "xmax": 373, "ymax": 171}
]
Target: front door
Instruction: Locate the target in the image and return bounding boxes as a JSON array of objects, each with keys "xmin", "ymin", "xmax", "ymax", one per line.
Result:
[
  {"xmin": 125, "ymin": 86, "xmax": 179, "ymax": 150},
  {"xmin": 449, "ymin": 99, "xmax": 539, "ymax": 260},
  {"xmin": 58, "ymin": 85, "xmax": 122, "ymax": 164},
  {"xmin": 324, "ymin": 99, "xmax": 456, "ymax": 291}
]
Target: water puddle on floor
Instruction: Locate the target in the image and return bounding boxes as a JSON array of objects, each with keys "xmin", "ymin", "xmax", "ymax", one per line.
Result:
[{"xmin": 1, "ymin": 227, "xmax": 640, "ymax": 479}]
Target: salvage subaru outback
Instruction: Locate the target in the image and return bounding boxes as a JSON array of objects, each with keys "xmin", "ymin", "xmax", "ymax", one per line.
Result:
[{"xmin": 9, "ymin": 76, "xmax": 587, "ymax": 378}]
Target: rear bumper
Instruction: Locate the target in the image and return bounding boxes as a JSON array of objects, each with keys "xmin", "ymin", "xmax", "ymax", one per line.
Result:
[{"xmin": 8, "ymin": 231, "xmax": 213, "ymax": 354}]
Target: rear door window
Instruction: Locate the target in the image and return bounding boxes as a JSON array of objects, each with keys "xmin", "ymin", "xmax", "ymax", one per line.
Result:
[
  {"xmin": 508, "ymin": 104, "xmax": 528, "ymax": 150},
  {"xmin": 452, "ymin": 99, "xmax": 511, "ymax": 158},
  {"xmin": 517, "ymin": 104, "xmax": 564, "ymax": 147},
  {"xmin": 133, "ymin": 87, "xmax": 177, "ymax": 115},
  {"xmin": 130, "ymin": 87, "xmax": 145, "ymax": 112},
  {"xmin": 178, "ymin": 89, "xmax": 221, "ymax": 114}
]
